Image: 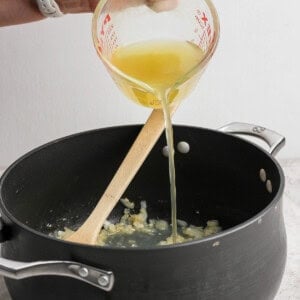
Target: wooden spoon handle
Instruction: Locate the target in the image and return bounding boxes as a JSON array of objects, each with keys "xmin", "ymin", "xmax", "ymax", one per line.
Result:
[{"xmin": 67, "ymin": 105, "xmax": 178, "ymax": 245}]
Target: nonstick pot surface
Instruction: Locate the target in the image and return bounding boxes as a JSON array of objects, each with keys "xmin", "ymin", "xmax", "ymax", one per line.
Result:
[{"xmin": 0, "ymin": 125, "xmax": 282, "ymax": 245}]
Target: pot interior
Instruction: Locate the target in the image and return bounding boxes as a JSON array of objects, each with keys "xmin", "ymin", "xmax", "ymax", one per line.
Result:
[{"xmin": 0, "ymin": 126, "xmax": 282, "ymax": 240}]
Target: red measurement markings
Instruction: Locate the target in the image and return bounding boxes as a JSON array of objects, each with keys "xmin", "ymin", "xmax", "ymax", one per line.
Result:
[
  {"xmin": 194, "ymin": 9, "xmax": 213, "ymax": 48},
  {"xmin": 98, "ymin": 14, "xmax": 119, "ymax": 55},
  {"xmin": 207, "ymin": 24, "xmax": 211, "ymax": 38},
  {"xmin": 195, "ymin": 10, "xmax": 206, "ymax": 29},
  {"xmin": 100, "ymin": 14, "xmax": 111, "ymax": 35},
  {"xmin": 98, "ymin": 14, "xmax": 113, "ymax": 54},
  {"xmin": 201, "ymin": 12, "xmax": 208, "ymax": 25}
]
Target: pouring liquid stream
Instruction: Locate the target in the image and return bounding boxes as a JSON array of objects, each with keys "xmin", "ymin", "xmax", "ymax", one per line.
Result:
[
  {"xmin": 159, "ymin": 88, "xmax": 177, "ymax": 242},
  {"xmin": 111, "ymin": 40, "xmax": 205, "ymax": 243}
]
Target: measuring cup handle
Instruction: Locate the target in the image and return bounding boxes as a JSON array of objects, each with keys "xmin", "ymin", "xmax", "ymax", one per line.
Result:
[{"xmin": 218, "ymin": 122, "xmax": 286, "ymax": 156}]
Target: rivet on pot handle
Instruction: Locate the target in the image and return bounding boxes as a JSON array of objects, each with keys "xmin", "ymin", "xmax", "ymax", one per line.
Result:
[
  {"xmin": 218, "ymin": 122, "xmax": 286, "ymax": 156},
  {"xmin": 0, "ymin": 256, "xmax": 114, "ymax": 291}
]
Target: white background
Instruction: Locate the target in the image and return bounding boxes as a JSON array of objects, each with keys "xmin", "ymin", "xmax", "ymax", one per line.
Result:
[
  {"xmin": 0, "ymin": 0, "xmax": 300, "ymax": 168},
  {"xmin": 0, "ymin": 3, "xmax": 299, "ymax": 299}
]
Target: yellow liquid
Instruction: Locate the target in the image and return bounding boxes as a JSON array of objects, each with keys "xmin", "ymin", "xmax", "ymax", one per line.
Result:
[
  {"xmin": 111, "ymin": 40, "xmax": 206, "ymax": 109},
  {"xmin": 111, "ymin": 40, "xmax": 205, "ymax": 243}
]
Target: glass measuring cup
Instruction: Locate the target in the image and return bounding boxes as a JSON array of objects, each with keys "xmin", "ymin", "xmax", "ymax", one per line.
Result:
[{"xmin": 92, "ymin": 0, "xmax": 220, "ymax": 109}]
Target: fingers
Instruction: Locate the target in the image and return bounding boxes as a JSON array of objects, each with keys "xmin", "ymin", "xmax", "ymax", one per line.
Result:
[
  {"xmin": 88, "ymin": 0, "xmax": 178, "ymax": 13},
  {"xmin": 147, "ymin": 0, "xmax": 178, "ymax": 12},
  {"xmin": 88, "ymin": 0, "xmax": 99, "ymax": 11}
]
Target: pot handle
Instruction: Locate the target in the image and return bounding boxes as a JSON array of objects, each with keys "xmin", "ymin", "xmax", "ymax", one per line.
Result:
[
  {"xmin": 0, "ymin": 254, "xmax": 114, "ymax": 292},
  {"xmin": 218, "ymin": 122, "xmax": 285, "ymax": 156},
  {"xmin": 0, "ymin": 219, "xmax": 114, "ymax": 291}
]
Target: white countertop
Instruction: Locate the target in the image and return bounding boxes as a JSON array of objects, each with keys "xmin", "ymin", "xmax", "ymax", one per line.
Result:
[{"xmin": 0, "ymin": 159, "xmax": 299, "ymax": 299}]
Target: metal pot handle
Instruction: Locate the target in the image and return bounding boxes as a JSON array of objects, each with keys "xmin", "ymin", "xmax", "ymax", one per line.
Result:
[
  {"xmin": 0, "ymin": 218, "xmax": 114, "ymax": 291},
  {"xmin": 0, "ymin": 256, "xmax": 114, "ymax": 291},
  {"xmin": 218, "ymin": 122, "xmax": 285, "ymax": 156}
]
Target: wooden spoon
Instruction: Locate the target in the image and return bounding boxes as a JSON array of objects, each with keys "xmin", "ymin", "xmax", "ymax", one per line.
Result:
[{"xmin": 67, "ymin": 105, "xmax": 178, "ymax": 245}]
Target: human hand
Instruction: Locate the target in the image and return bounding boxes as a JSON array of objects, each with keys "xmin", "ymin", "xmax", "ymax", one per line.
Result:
[
  {"xmin": 0, "ymin": 0, "xmax": 178, "ymax": 27},
  {"xmin": 146, "ymin": 0, "xmax": 178, "ymax": 12},
  {"xmin": 87, "ymin": 0, "xmax": 178, "ymax": 13}
]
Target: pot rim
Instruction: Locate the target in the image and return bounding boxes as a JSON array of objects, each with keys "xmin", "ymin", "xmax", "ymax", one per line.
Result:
[{"xmin": 0, "ymin": 124, "xmax": 285, "ymax": 251}]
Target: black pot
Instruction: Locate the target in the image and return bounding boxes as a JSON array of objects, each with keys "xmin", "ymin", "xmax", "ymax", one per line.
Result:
[{"xmin": 0, "ymin": 122, "xmax": 286, "ymax": 300}]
